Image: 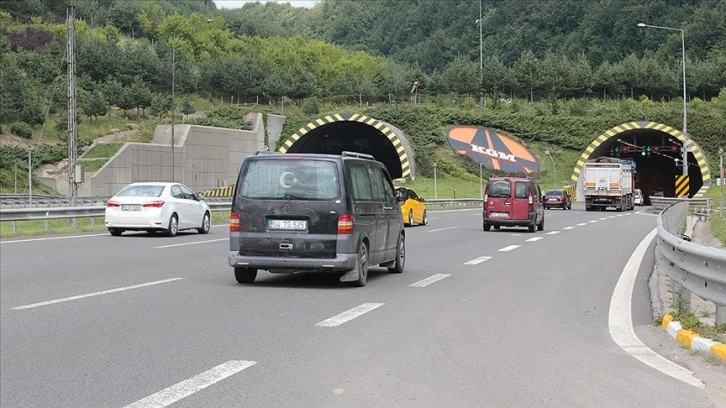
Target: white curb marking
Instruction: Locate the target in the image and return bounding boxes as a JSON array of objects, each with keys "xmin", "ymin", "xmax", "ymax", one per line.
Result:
[{"xmin": 608, "ymin": 228, "xmax": 704, "ymax": 388}]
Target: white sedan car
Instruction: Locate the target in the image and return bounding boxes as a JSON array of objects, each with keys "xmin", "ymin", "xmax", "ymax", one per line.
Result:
[{"xmin": 104, "ymin": 182, "xmax": 211, "ymax": 237}]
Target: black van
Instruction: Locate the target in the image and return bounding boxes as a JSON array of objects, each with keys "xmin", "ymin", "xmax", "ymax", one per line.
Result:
[{"xmin": 228, "ymin": 151, "xmax": 406, "ymax": 287}]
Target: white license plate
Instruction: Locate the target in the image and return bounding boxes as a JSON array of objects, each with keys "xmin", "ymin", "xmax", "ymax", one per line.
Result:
[
  {"xmin": 121, "ymin": 204, "xmax": 142, "ymax": 211},
  {"xmin": 268, "ymin": 219, "xmax": 307, "ymax": 230},
  {"xmin": 490, "ymin": 212, "xmax": 509, "ymax": 219},
  {"xmin": 548, "ymin": 198, "xmax": 558, "ymax": 202}
]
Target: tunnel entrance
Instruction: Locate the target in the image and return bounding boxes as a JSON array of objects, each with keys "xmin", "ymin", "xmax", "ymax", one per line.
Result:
[
  {"xmin": 277, "ymin": 114, "xmax": 413, "ymax": 180},
  {"xmin": 570, "ymin": 121, "xmax": 712, "ymax": 201}
]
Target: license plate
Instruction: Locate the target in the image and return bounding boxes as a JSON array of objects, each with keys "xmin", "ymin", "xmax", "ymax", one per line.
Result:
[
  {"xmin": 548, "ymin": 198, "xmax": 558, "ymax": 202},
  {"xmin": 268, "ymin": 219, "xmax": 307, "ymax": 231},
  {"xmin": 490, "ymin": 212, "xmax": 509, "ymax": 219},
  {"xmin": 121, "ymin": 204, "xmax": 142, "ymax": 211}
]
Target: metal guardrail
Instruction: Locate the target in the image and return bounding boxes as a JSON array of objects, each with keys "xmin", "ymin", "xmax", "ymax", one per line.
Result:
[
  {"xmin": 656, "ymin": 200, "xmax": 726, "ymax": 324},
  {"xmin": 0, "ymin": 202, "xmax": 233, "ymax": 235},
  {"xmin": 649, "ymin": 196, "xmax": 712, "ymax": 213}
]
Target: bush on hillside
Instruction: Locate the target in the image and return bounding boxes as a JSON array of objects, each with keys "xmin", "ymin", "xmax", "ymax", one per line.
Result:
[{"xmin": 10, "ymin": 122, "xmax": 32, "ymax": 139}]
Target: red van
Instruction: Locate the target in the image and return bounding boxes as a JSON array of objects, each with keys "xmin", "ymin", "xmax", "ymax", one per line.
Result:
[{"xmin": 482, "ymin": 177, "xmax": 545, "ymax": 232}]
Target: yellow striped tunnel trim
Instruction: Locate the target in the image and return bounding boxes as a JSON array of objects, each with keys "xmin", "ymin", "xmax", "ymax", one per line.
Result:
[
  {"xmin": 278, "ymin": 113, "xmax": 411, "ymax": 178},
  {"xmin": 569, "ymin": 121, "xmax": 711, "ymax": 188},
  {"xmin": 200, "ymin": 185, "xmax": 234, "ymax": 197}
]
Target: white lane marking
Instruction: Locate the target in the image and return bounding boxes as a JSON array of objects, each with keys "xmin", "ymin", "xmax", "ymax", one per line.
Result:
[
  {"xmin": 498, "ymin": 245, "xmax": 520, "ymax": 252},
  {"xmin": 1, "ymin": 233, "xmax": 107, "ymax": 244},
  {"xmin": 525, "ymin": 237, "xmax": 544, "ymax": 242},
  {"xmin": 608, "ymin": 228, "xmax": 704, "ymax": 389},
  {"xmin": 563, "ymin": 226, "xmax": 575, "ymax": 230},
  {"xmin": 315, "ymin": 303, "xmax": 384, "ymax": 327},
  {"xmin": 577, "ymin": 223, "xmax": 587, "ymax": 226},
  {"xmin": 12, "ymin": 278, "xmax": 183, "ymax": 310},
  {"xmin": 599, "ymin": 217, "xmax": 608, "ymax": 220},
  {"xmin": 124, "ymin": 360, "xmax": 257, "ymax": 408},
  {"xmin": 410, "ymin": 274, "xmax": 450, "ymax": 287},
  {"xmin": 463, "ymin": 256, "xmax": 492, "ymax": 265},
  {"xmin": 588, "ymin": 220, "xmax": 599, "ymax": 223},
  {"xmin": 546, "ymin": 231, "xmax": 560, "ymax": 235},
  {"xmin": 607, "ymin": 216, "xmax": 616, "ymax": 219},
  {"xmin": 154, "ymin": 238, "xmax": 227, "ymax": 249},
  {"xmin": 427, "ymin": 227, "xmax": 458, "ymax": 233}
]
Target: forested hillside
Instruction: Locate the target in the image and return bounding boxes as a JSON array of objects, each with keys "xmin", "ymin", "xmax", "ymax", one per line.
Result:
[{"xmin": 0, "ymin": 0, "xmax": 724, "ymax": 192}]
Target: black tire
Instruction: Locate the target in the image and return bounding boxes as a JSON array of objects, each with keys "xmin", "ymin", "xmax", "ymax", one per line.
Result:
[
  {"xmin": 421, "ymin": 210, "xmax": 428, "ymax": 226},
  {"xmin": 234, "ymin": 267, "xmax": 257, "ymax": 284},
  {"xmin": 197, "ymin": 212, "xmax": 211, "ymax": 234},
  {"xmin": 349, "ymin": 242, "xmax": 369, "ymax": 287},
  {"xmin": 537, "ymin": 215, "xmax": 545, "ymax": 231},
  {"xmin": 166, "ymin": 214, "xmax": 178, "ymax": 237},
  {"xmin": 387, "ymin": 234, "xmax": 405, "ymax": 274},
  {"xmin": 483, "ymin": 223, "xmax": 491, "ymax": 231},
  {"xmin": 407, "ymin": 210, "xmax": 414, "ymax": 226},
  {"xmin": 109, "ymin": 228, "xmax": 123, "ymax": 236}
]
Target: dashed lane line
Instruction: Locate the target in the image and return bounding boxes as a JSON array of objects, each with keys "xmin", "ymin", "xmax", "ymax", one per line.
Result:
[
  {"xmin": 577, "ymin": 223, "xmax": 587, "ymax": 226},
  {"xmin": 498, "ymin": 245, "xmax": 520, "ymax": 252},
  {"xmin": 546, "ymin": 231, "xmax": 561, "ymax": 235},
  {"xmin": 123, "ymin": 360, "xmax": 257, "ymax": 408},
  {"xmin": 427, "ymin": 227, "xmax": 458, "ymax": 233},
  {"xmin": 154, "ymin": 238, "xmax": 227, "ymax": 249},
  {"xmin": 525, "ymin": 237, "xmax": 544, "ymax": 242},
  {"xmin": 410, "ymin": 274, "xmax": 451, "ymax": 287},
  {"xmin": 315, "ymin": 303, "xmax": 384, "ymax": 327},
  {"xmin": 563, "ymin": 227, "xmax": 575, "ymax": 230},
  {"xmin": 12, "ymin": 278, "xmax": 184, "ymax": 310},
  {"xmin": 463, "ymin": 256, "xmax": 492, "ymax": 265}
]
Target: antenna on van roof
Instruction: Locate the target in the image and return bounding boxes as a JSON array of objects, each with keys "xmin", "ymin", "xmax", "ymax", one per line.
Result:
[{"xmin": 341, "ymin": 151, "xmax": 375, "ymax": 160}]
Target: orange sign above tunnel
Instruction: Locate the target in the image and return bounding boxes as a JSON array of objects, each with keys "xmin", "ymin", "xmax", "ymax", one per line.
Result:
[{"xmin": 447, "ymin": 126, "xmax": 539, "ymax": 174}]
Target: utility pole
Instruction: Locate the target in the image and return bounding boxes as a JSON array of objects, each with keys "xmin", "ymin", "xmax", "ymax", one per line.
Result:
[
  {"xmin": 719, "ymin": 147, "xmax": 724, "ymax": 218},
  {"xmin": 67, "ymin": 0, "xmax": 78, "ymax": 205},
  {"xmin": 171, "ymin": 28, "xmax": 176, "ymax": 182}
]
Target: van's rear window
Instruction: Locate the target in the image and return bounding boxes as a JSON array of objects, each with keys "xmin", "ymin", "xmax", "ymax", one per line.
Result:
[{"xmin": 239, "ymin": 159, "xmax": 339, "ymax": 200}]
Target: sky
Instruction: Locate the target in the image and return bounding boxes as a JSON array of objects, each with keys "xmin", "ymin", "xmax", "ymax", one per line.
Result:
[{"xmin": 213, "ymin": 0, "xmax": 319, "ymax": 9}]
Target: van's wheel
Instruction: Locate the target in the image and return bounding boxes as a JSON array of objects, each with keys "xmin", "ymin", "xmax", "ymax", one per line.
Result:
[
  {"xmin": 234, "ymin": 267, "xmax": 257, "ymax": 284},
  {"xmin": 197, "ymin": 212, "xmax": 211, "ymax": 234},
  {"xmin": 166, "ymin": 214, "xmax": 178, "ymax": 237},
  {"xmin": 537, "ymin": 216, "xmax": 545, "ymax": 231},
  {"xmin": 407, "ymin": 210, "xmax": 414, "ymax": 226},
  {"xmin": 387, "ymin": 234, "xmax": 405, "ymax": 274},
  {"xmin": 349, "ymin": 242, "xmax": 369, "ymax": 287},
  {"xmin": 109, "ymin": 228, "xmax": 123, "ymax": 236},
  {"xmin": 421, "ymin": 211, "xmax": 428, "ymax": 226},
  {"xmin": 483, "ymin": 222, "xmax": 491, "ymax": 231}
]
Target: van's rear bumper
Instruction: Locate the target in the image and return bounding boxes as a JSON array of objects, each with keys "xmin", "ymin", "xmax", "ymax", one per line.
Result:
[
  {"xmin": 228, "ymin": 251, "xmax": 358, "ymax": 272},
  {"xmin": 482, "ymin": 212, "xmax": 536, "ymax": 227}
]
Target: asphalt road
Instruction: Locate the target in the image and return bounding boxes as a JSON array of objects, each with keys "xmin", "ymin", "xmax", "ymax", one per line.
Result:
[{"xmin": 1, "ymin": 207, "xmax": 723, "ymax": 407}]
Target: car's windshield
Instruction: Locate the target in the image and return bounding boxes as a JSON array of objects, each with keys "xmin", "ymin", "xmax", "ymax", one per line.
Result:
[{"xmin": 240, "ymin": 159, "xmax": 339, "ymax": 200}]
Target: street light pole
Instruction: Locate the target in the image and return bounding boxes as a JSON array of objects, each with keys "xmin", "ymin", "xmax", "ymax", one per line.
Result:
[
  {"xmin": 637, "ymin": 23, "xmax": 688, "ymax": 177},
  {"xmin": 479, "ymin": 161, "xmax": 483, "ymax": 199},
  {"xmin": 545, "ymin": 150, "xmax": 556, "ymax": 186},
  {"xmin": 170, "ymin": 29, "xmax": 176, "ymax": 182},
  {"xmin": 719, "ymin": 147, "xmax": 724, "ymax": 218},
  {"xmin": 476, "ymin": 0, "xmax": 483, "ymax": 106},
  {"xmin": 433, "ymin": 163, "xmax": 438, "ymax": 200}
]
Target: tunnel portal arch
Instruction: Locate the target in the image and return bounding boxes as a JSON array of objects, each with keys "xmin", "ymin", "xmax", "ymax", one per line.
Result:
[
  {"xmin": 570, "ymin": 121, "xmax": 711, "ymax": 200},
  {"xmin": 277, "ymin": 113, "xmax": 414, "ymax": 180}
]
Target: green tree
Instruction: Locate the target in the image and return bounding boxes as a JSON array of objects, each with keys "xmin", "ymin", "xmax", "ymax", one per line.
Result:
[
  {"xmin": 511, "ymin": 50, "xmax": 540, "ymax": 102},
  {"xmin": 82, "ymin": 90, "xmax": 108, "ymax": 121},
  {"xmin": 150, "ymin": 93, "xmax": 171, "ymax": 119},
  {"xmin": 181, "ymin": 95, "xmax": 195, "ymax": 120}
]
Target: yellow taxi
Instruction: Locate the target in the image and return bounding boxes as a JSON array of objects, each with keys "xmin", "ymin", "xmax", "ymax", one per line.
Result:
[{"xmin": 396, "ymin": 187, "xmax": 428, "ymax": 226}]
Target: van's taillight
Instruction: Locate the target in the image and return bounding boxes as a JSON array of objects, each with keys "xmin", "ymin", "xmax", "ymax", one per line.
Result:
[
  {"xmin": 230, "ymin": 212, "xmax": 239, "ymax": 232},
  {"xmin": 528, "ymin": 193, "xmax": 533, "ymax": 205},
  {"xmin": 106, "ymin": 201, "xmax": 120, "ymax": 207},
  {"xmin": 337, "ymin": 214, "xmax": 353, "ymax": 234},
  {"xmin": 143, "ymin": 200, "xmax": 165, "ymax": 208}
]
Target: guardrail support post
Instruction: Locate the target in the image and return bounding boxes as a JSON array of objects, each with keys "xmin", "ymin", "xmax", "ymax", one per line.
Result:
[
  {"xmin": 717, "ymin": 306, "xmax": 726, "ymax": 325},
  {"xmin": 670, "ymin": 281, "xmax": 691, "ymax": 314}
]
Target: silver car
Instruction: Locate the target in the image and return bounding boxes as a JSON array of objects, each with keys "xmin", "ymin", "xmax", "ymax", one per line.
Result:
[{"xmin": 633, "ymin": 189, "xmax": 644, "ymax": 206}]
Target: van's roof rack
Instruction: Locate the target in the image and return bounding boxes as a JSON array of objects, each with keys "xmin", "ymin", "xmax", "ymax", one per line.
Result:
[
  {"xmin": 342, "ymin": 151, "xmax": 375, "ymax": 160},
  {"xmin": 254, "ymin": 150, "xmax": 279, "ymax": 155}
]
